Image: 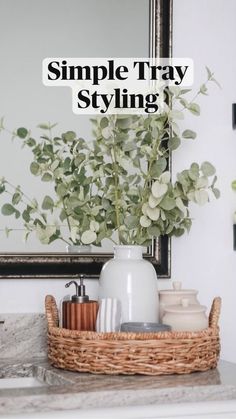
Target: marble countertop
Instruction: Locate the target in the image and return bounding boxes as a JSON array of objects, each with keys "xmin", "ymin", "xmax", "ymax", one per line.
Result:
[{"xmin": 1, "ymin": 359, "xmax": 236, "ymax": 415}]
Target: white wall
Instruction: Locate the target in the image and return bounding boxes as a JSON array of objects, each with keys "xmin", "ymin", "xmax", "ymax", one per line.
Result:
[
  {"xmin": 172, "ymin": 0, "xmax": 236, "ymax": 363},
  {"xmin": 1, "ymin": 0, "xmax": 236, "ymax": 363}
]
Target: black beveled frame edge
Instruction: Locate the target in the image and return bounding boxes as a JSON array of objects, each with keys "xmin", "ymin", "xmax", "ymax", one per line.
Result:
[
  {"xmin": 0, "ymin": 0, "xmax": 173, "ymax": 279},
  {"xmin": 0, "ymin": 235, "xmax": 170, "ymax": 278}
]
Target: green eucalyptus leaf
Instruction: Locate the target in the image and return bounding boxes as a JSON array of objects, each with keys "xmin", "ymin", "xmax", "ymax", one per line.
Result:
[
  {"xmin": 17, "ymin": 127, "xmax": 28, "ymax": 139},
  {"xmin": 102, "ymin": 198, "xmax": 111, "ymax": 210},
  {"xmin": 188, "ymin": 103, "xmax": 200, "ymax": 116},
  {"xmin": 175, "ymin": 197, "xmax": 187, "ymax": 215},
  {"xmin": 196, "ymin": 176, "xmax": 208, "ymax": 189},
  {"xmin": 63, "ymin": 157, "xmax": 71, "ymax": 171},
  {"xmin": 100, "ymin": 117, "xmax": 109, "ymax": 129},
  {"xmin": 124, "ymin": 215, "xmax": 139, "ymax": 229},
  {"xmin": 147, "ymin": 225, "xmax": 161, "ymax": 237},
  {"xmin": 51, "ymin": 160, "xmax": 60, "ymax": 172},
  {"xmin": 25, "ymin": 137, "xmax": 36, "ymax": 147},
  {"xmin": 123, "ymin": 142, "xmax": 136, "ymax": 152},
  {"xmin": 169, "ymin": 110, "xmax": 184, "ymax": 120},
  {"xmin": 169, "ymin": 136, "xmax": 181, "ymax": 150},
  {"xmin": 74, "ymin": 154, "xmax": 86, "ymax": 167},
  {"xmin": 101, "ymin": 126, "xmax": 112, "ymax": 140},
  {"xmin": 159, "ymin": 196, "xmax": 176, "ymax": 210},
  {"xmin": 169, "ymin": 86, "xmax": 180, "ymax": 96},
  {"xmin": 211, "ymin": 77, "xmax": 221, "ymax": 89},
  {"xmin": 148, "ymin": 194, "xmax": 161, "ymax": 209},
  {"xmin": 160, "ymin": 171, "xmax": 171, "ymax": 184},
  {"xmin": 36, "ymin": 225, "xmax": 57, "ymax": 244},
  {"xmin": 179, "ymin": 89, "xmax": 192, "ymax": 95},
  {"xmin": 59, "ymin": 209, "xmax": 67, "ymax": 222},
  {"xmin": 0, "ymin": 116, "xmax": 4, "ymax": 130},
  {"xmin": 177, "ymin": 171, "xmax": 189, "ymax": 187},
  {"xmin": 140, "ymin": 215, "xmax": 151, "ymax": 228},
  {"xmin": 56, "ymin": 184, "xmax": 68, "ymax": 197},
  {"xmin": 173, "ymin": 228, "xmax": 185, "ymax": 237},
  {"xmin": 22, "ymin": 210, "xmax": 31, "ymax": 223},
  {"xmin": 30, "ymin": 162, "xmax": 40, "ymax": 176},
  {"xmin": 179, "ymin": 98, "xmax": 189, "ymax": 108},
  {"xmin": 38, "ymin": 123, "xmax": 53, "ymax": 130},
  {"xmin": 201, "ymin": 161, "xmax": 216, "ymax": 177},
  {"xmin": 150, "ymin": 158, "xmax": 167, "ymax": 177},
  {"xmin": 1, "ymin": 203, "xmax": 16, "ymax": 216},
  {"xmin": 171, "ymin": 122, "xmax": 180, "ymax": 136},
  {"xmin": 116, "ymin": 117, "xmax": 132, "ymax": 129},
  {"xmin": 165, "ymin": 225, "xmax": 174, "ymax": 234},
  {"xmin": 14, "ymin": 209, "xmax": 20, "ymax": 219},
  {"xmin": 200, "ymin": 84, "xmax": 208, "ymax": 95},
  {"xmin": 206, "ymin": 66, "xmax": 213, "ymax": 79},
  {"xmin": 81, "ymin": 230, "xmax": 97, "ymax": 244},
  {"xmin": 146, "ymin": 206, "xmax": 160, "ymax": 221},
  {"xmin": 91, "ymin": 205, "xmax": 103, "ymax": 216},
  {"xmin": 97, "ymin": 230, "xmax": 109, "ymax": 242},
  {"xmin": 182, "ymin": 129, "xmax": 197, "ymax": 139},
  {"xmin": 194, "ymin": 190, "xmax": 209, "ymax": 205},
  {"xmin": 189, "ymin": 163, "xmax": 200, "ymax": 180},
  {"xmin": 187, "ymin": 191, "xmax": 196, "ymax": 201},
  {"xmin": 90, "ymin": 220, "xmax": 100, "ymax": 232},
  {"xmin": 212, "ymin": 188, "xmax": 220, "ymax": 199},
  {"xmin": 151, "ymin": 181, "xmax": 168, "ymax": 198},
  {"xmin": 42, "ymin": 195, "xmax": 54, "ymax": 210},
  {"xmin": 62, "ymin": 131, "xmax": 76, "ymax": 142},
  {"xmin": 232, "ymin": 180, "xmax": 236, "ymax": 190},
  {"xmin": 160, "ymin": 209, "xmax": 166, "ymax": 221},
  {"xmin": 41, "ymin": 172, "xmax": 53, "ymax": 182},
  {"xmin": 12, "ymin": 192, "xmax": 21, "ymax": 205},
  {"xmin": 0, "ymin": 184, "xmax": 5, "ymax": 194}
]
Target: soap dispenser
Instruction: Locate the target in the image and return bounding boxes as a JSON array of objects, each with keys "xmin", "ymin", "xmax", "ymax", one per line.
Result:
[{"xmin": 62, "ymin": 275, "xmax": 98, "ymax": 331}]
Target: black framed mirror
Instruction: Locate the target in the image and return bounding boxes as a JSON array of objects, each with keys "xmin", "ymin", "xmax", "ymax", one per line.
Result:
[{"xmin": 0, "ymin": 0, "xmax": 172, "ymax": 278}]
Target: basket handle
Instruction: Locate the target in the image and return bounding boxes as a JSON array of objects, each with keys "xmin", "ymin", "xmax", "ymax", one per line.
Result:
[
  {"xmin": 45, "ymin": 295, "xmax": 59, "ymax": 328},
  {"xmin": 209, "ymin": 297, "xmax": 221, "ymax": 328}
]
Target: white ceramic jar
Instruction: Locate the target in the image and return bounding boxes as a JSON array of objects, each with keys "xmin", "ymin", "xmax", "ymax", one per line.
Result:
[
  {"xmin": 159, "ymin": 281, "xmax": 200, "ymax": 321},
  {"xmin": 162, "ymin": 298, "xmax": 208, "ymax": 332},
  {"xmin": 99, "ymin": 245, "xmax": 159, "ymax": 323}
]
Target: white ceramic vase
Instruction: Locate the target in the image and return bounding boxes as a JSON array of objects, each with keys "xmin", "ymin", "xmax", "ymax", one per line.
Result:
[{"xmin": 98, "ymin": 245, "xmax": 159, "ymax": 323}]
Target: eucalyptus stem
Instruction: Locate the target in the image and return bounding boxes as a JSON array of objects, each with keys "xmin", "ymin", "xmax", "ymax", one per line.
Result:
[
  {"xmin": 4, "ymin": 186, "xmax": 46, "ymax": 224},
  {"xmin": 62, "ymin": 199, "xmax": 73, "ymax": 241},
  {"xmin": 179, "ymin": 75, "xmax": 212, "ymax": 112},
  {"xmin": 136, "ymin": 123, "xmax": 165, "ymax": 244},
  {"xmin": 5, "ymin": 180, "xmax": 36, "ymax": 206},
  {"xmin": 58, "ymin": 236, "xmax": 71, "ymax": 246},
  {"xmin": 110, "ymin": 134, "xmax": 121, "ymax": 244}
]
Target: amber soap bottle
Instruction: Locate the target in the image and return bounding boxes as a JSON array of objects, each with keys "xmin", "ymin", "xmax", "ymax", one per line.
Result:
[{"xmin": 62, "ymin": 276, "xmax": 98, "ymax": 331}]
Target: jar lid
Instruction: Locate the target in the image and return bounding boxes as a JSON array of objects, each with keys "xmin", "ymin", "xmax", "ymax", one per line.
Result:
[
  {"xmin": 159, "ymin": 281, "xmax": 198, "ymax": 295},
  {"xmin": 164, "ymin": 298, "xmax": 206, "ymax": 314}
]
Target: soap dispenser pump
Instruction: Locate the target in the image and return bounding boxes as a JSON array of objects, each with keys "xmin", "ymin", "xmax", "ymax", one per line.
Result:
[
  {"xmin": 66, "ymin": 277, "xmax": 89, "ymax": 303},
  {"xmin": 62, "ymin": 275, "xmax": 98, "ymax": 331}
]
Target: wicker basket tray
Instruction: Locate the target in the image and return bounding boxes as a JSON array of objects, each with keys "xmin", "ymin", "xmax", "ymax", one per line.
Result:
[{"xmin": 45, "ymin": 295, "xmax": 221, "ymax": 376}]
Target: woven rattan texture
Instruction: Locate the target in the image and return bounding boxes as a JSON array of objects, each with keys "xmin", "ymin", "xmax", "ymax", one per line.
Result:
[{"xmin": 45, "ymin": 295, "xmax": 221, "ymax": 375}]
